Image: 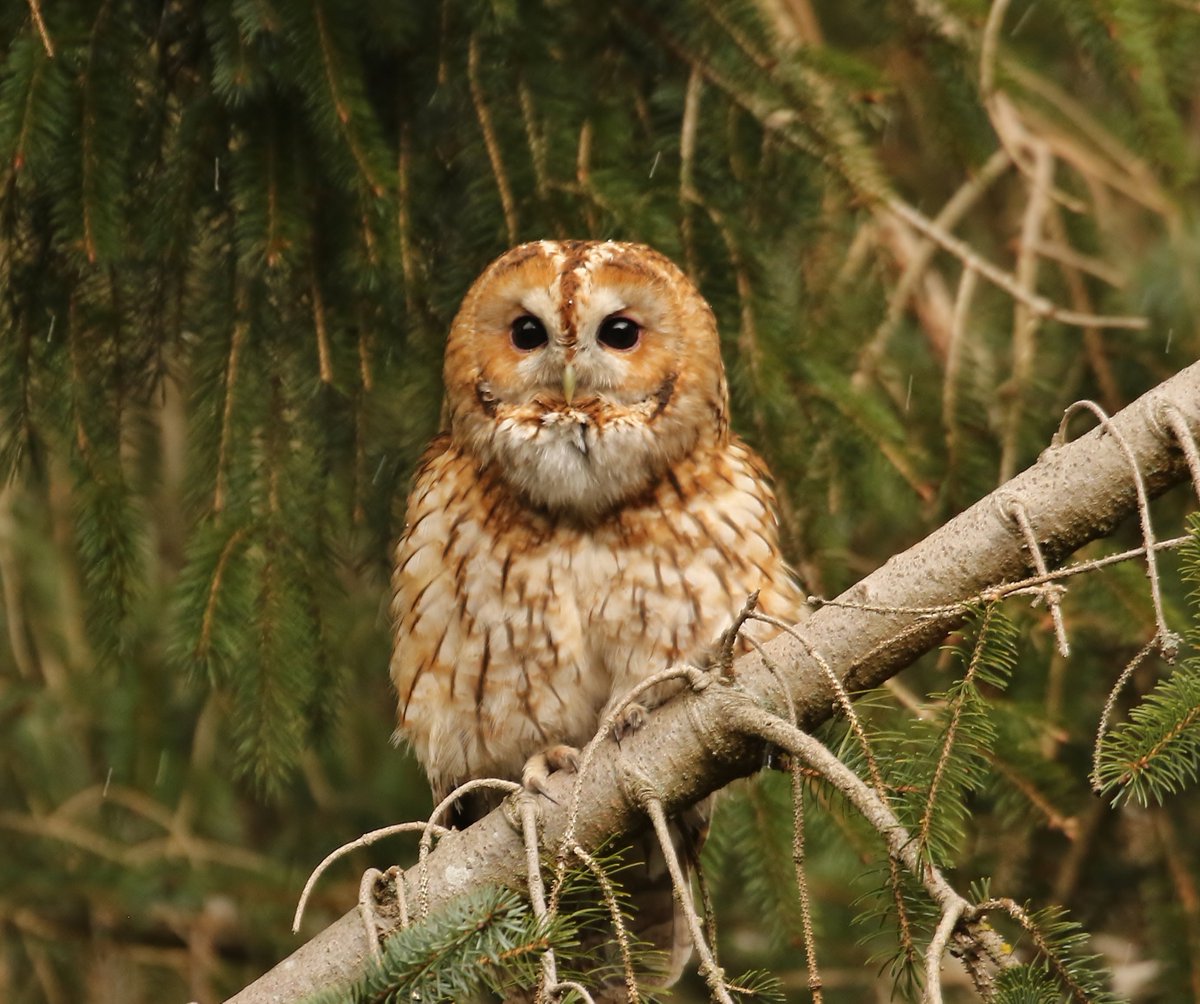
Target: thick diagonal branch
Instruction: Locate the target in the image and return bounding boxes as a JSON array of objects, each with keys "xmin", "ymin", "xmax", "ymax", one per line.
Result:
[{"xmin": 226, "ymin": 360, "xmax": 1200, "ymax": 1004}]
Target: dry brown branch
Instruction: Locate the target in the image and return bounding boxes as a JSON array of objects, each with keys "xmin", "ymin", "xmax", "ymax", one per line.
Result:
[
  {"xmin": 26, "ymin": 0, "xmax": 54, "ymax": 57},
  {"xmin": 858, "ymin": 147, "xmax": 1011, "ymax": 378},
  {"xmin": 467, "ymin": 33, "xmax": 517, "ymax": 243},
  {"xmin": 225, "ymin": 361, "xmax": 1200, "ymax": 1004},
  {"xmin": 886, "ymin": 199, "xmax": 1148, "ymax": 332}
]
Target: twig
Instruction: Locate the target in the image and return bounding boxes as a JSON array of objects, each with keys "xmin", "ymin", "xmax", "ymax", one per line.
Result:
[
  {"xmin": 808, "ymin": 533, "xmax": 1191, "ymax": 619},
  {"xmin": 748, "ymin": 612, "xmax": 884, "ymax": 792},
  {"xmin": 419, "ymin": 778, "xmax": 521, "ymax": 916},
  {"xmin": 1056, "ymin": 401, "xmax": 1178, "ymax": 657},
  {"xmin": 633, "ymin": 778, "xmax": 735, "ymax": 1004},
  {"xmin": 886, "ymin": 199, "xmax": 1148, "ymax": 331},
  {"xmin": 724, "ymin": 700, "xmax": 1017, "ymax": 998},
  {"xmin": 790, "ymin": 763, "xmax": 823, "ymax": 1002},
  {"xmin": 1158, "ymin": 402, "xmax": 1200, "ymax": 501},
  {"xmin": 293, "ymin": 821, "xmax": 448, "ymax": 933},
  {"xmin": 571, "ymin": 844, "xmax": 642, "ymax": 1003},
  {"xmin": 26, "ymin": 0, "xmax": 55, "ymax": 57},
  {"xmin": 925, "ymin": 898, "xmax": 966, "ymax": 1004},
  {"xmin": 551, "ymin": 664, "xmax": 711, "ymax": 911},
  {"xmin": 1000, "ymin": 140, "xmax": 1054, "ymax": 483},
  {"xmin": 747, "ymin": 612, "xmax": 919, "ymax": 970},
  {"xmin": 943, "ymin": 264, "xmax": 978, "ymax": 466},
  {"xmin": 1089, "ymin": 635, "xmax": 1159, "ymax": 794},
  {"xmin": 467, "ymin": 33, "xmax": 517, "ymax": 243},
  {"xmin": 861, "ymin": 148, "xmax": 1010, "ymax": 376},
  {"xmin": 310, "ymin": 267, "xmax": 333, "ymax": 385},
  {"xmin": 357, "ymin": 868, "xmax": 385, "ymax": 963},
  {"xmin": 1002, "ymin": 497, "xmax": 1070, "ymax": 656},
  {"xmin": 519, "ymin": 796, "xmax": 559, "ymax": 998},
  {"xmin": 546, "ymin": 981, "xmax": 596, "ymax": 1003}
]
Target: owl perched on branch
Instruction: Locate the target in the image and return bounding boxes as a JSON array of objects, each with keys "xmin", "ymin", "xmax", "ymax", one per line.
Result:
[{"xmin": 390, "ymin": 240, "xmax": 802, "ymax": 994}]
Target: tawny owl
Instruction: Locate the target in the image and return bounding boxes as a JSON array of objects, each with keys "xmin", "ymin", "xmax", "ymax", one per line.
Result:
[{"xmin": 390, "ymin": 239, "xmax": 802, "ymax": 995}]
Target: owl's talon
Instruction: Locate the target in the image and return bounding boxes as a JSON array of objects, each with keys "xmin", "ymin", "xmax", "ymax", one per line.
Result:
[
  {"xmin": 612, "ymin": 702, "xmax": 648, "ymax": 741},
  {"xmin": 522, "ymin": 744, "xmax": 580, "ymax": 798}
]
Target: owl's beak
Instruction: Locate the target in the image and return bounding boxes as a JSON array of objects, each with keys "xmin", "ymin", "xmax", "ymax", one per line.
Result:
[{"xmin": 562, "ymin": 362, "xmax": 577, "ymax": 405}]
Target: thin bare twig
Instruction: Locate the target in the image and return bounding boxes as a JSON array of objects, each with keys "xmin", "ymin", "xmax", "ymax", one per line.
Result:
[
  {"xmin": 1158, "ymin": 402, "xmax": 1200, "ymax": 501},
  {"xmin": 519, "ymin": 796, "xmax": 560, "ymax": 998},
  {"xmin": 1003, "ymin": 497, "xmax": 1071, "ymax": 656},
  {"xmin": 467, "ymin": 33, "xmax": 517, "ymax": 243},
  {"xmin": 551, "ymin": 664, "xmax": 711, "ymax": 911},
  {"xmin": 746, "ymin": 611, "xmax": 919, "ymax": 970},
  {"xmin": 26, "ymin": 0, "xmax": 55, "ymax": 57},
  {"xmin": 419, "ymin": 778, "xmax": 521, "ymax": 916},
  {"xmin": 887, "ymin": 199, "xmax": 1147, "ymax": 331},
  {"xmin": 634, "ymin": 781, "xmax": 735, "ymax": 1004},
  {"xmin": 1000, "ymin": 140, "xmax": 1055, "ymax": 483},
  {"xmin": 293, "ymin": 821, "xmax": 448, "ymax": 932},
  {"xmin": 1056, "ymin": 400, "xmax": 1178, "ymax": 657},
  {"xmin": 943, "ymin": 264, "xmax": 978, "ymax": 466},
  {"xmin": 861, "ymin": 148, "xmax": 1010, "ymax": 376}
]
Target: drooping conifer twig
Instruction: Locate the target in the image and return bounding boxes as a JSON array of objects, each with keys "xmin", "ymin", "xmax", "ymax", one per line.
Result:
[
  {"xmin": 417, "ymin": 778, "xmax": 522, "ymax": 916},
  {"xmin": 747, "ymin": 608, "xmax": 919, "ymax": 966},
  {"xmin": 790, "ymin": 763, "xmax": 824, "ymax": 1003},
  {"xmin": 1056, "ymin": 400, "xmax": 1179, "ymax": 659},
  {"xmin": 1159, "ymin": 402, "xmax": 1200, "ymax": 500},
  {"xmin": 224, "ymin": 360, "xmax": 1200, "ymax": 1004},
  {"xmin": 633, "ymin": 778, "xmax": 735, "ymax": 1004},
  {"xmin": 722, "ymin": 699, "xmax": 1012, "ymax": 1004},
  {"xmin": 1088, "ymin": 636, "xmax": 1160, "ymax": 796},
  {"xmin": 517, "ymin": 795, "xmax": 562, "ymax": 1000},
  {"xmin": 1002, "ymin": 498, "xmax": 1070, "ymax": 656},
  {"xmin": 550, "ymin": 663, "xmax": 711, "ymax": 913},
  {"xmin": 570, "ymin": 844, "xmax": 641, "ymax": 1003}
]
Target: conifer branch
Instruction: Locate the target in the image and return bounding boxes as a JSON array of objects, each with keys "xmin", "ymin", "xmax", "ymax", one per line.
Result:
[{"xmin": 226, "ymin": 360, "xmax": 1200, "ymax": 1003}]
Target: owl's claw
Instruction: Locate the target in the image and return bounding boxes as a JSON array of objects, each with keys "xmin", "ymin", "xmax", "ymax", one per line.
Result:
[
  {"xmin": 611, "ymin": 701, "xmax": 648, "ymax": 742},
  {"xmin": 522, "ymin": 743, "xmax": 581, "ymax": 799}
]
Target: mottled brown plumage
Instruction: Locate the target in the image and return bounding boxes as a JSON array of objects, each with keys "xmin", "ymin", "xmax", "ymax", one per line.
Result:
[{"xmin": 390, "ymin": 240, "xmax": 803, "ymax": 996}]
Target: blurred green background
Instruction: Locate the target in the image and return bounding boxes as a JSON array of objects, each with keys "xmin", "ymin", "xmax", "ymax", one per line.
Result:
[{"xmin": 2, "ymin": 0, "xmax": 1199, "ymax": 1000}]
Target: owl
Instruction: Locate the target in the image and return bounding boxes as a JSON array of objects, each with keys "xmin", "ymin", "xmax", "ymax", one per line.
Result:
[{"xmin": 390, "ymin": 240, "xmax": 803, "ymax": 995}]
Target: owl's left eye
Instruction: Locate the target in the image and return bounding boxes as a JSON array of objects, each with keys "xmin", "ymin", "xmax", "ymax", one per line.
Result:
[
  {"xmin": 597, "ymin": 315, "xmax": 641, "ymax": 351},
  {"xmin": 510, "ymin": 314, "xmax": 549, "ymax": 351}
]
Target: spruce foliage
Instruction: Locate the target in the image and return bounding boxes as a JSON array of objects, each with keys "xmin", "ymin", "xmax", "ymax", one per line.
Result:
[
  {"xmin": 2, "ymin": 0, "xmax": 1200, "ymax": 1001},
  {"xmin": 302, "ymin": 887, "xmax": 563, "ymax": 1004}
]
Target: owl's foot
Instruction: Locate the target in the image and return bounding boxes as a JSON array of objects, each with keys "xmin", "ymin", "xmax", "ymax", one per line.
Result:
[
  {"xmin": 611, "ymin": 701, "xmax": 648, "ymax": 742},
  {"xmin": 522, "ymin": 743, "xmax": 580, "ymax": 799}
]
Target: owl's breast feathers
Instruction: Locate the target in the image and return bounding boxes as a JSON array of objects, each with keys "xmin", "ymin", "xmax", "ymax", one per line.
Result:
[{"xmin": 389, "ymin": 432, "xmax": 803, "ymax": 799}]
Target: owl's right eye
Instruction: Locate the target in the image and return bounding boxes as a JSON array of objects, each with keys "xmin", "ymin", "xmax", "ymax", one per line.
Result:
[{"xmin": 510, "ymin": 314, "xmax": 549, "ymax": 351}]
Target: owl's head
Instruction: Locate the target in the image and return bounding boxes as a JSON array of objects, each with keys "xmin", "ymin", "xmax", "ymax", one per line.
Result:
[{"xmin": 442, "ymin": 240, "xmax": 730, "ymax": 520}]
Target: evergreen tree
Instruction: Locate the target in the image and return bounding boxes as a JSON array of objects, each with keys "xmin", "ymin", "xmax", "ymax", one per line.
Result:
[{"xmin": 1, "ymin": 1, "xmax": 1199, "ymax": 1001}]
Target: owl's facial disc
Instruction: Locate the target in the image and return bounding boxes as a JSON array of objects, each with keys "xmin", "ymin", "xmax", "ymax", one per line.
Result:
[{"xmin": 445, "ymin": 240, "xmax": 729, "ymax": 520}]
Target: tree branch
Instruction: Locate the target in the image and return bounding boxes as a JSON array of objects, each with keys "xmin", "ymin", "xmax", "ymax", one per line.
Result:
[{"xmin": 226, "ymin": 360, "xmax": 1200, "ymax": 1004}]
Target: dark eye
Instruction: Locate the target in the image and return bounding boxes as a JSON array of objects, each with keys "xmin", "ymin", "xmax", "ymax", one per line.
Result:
[
  {"xmin": 597, "ymin": 315, "xmax": 641, "ymax": 351},
  {"xmin": 510, "ymin": 314, "xmax": 548, "ymax": 351}
]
